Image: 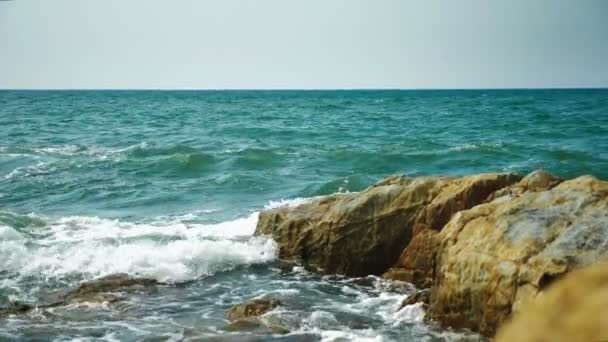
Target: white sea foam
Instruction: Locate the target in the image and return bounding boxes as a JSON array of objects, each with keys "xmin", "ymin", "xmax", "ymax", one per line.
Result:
[
  {"xmin": 0, "ymin": 197, "xmax": 323, "ymax": 285},
  {"xmin": 32, "ymin": 145, "xmax": 84, "ymax": 156},
  {"xmin": 396, "ymin": 303, "xmax": 426, "ymax": 323},
  {"xmin": 23, "ymin": 142, "xmax": 149, "ymax": 161},
  {"xmin": 3, "ymin": 160, "xmax": 52, "ymax": 180},
  {"xmin": 0, "ymin": 210, "xmax": 278, "ymax": 283},
  {"xmin": 447, "ymin": 141, "xmax": 504, "ymax": 152},
  {"xmin": 319, "ymin": 331, "xmax": 383, "ymax": 342},
  {"xmin": 264, "ymin": 196, "xmax": 318, "ymax": 209}
]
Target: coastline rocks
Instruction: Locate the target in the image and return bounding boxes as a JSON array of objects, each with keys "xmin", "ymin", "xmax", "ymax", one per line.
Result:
[
  {"xmin": 255, "ymin": 173, "xmax": 520, "ymax": 276},
  {"xmin": 254, "ymin": 170, "xmax": 608, "ymax": 337},
  {"xmin": 495, "ymin": 262, "xmax": 608, "ymax": 342},
  {"xmin": 428, "ymin": 175, "xmax": 608, "ymax": 336}
]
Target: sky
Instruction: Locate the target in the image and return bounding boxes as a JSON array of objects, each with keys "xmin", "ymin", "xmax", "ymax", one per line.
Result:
[{"xmin": 0, "ymin": 0, "xmax": 607, "ymax": 89}]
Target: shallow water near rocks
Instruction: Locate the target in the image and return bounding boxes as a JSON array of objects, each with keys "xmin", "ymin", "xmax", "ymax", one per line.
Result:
[{"xmin": 1, "ymin": 89, "xmax": 606, "ymax": 340}]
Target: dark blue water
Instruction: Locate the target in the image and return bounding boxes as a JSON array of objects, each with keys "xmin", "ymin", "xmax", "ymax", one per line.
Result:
[{"xmin": 0, "ymin": 89, "xmax": 606, "ymax": 340}]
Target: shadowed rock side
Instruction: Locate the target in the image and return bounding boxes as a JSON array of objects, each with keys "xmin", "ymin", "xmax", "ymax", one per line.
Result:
[
  {"xmin": 384, "ymin": 170, "xmax": 564, "ymax": 288},
  {"xmin": 255, "ymin": 173, "xmax": 520, "ymax": 277},
  {"xmin": 428, "ymin": 175, "xmax": 608, "ymax": 336},
  {"xmin": 495, "ymin": 262, "xmax": 608, "ymax": 342}
]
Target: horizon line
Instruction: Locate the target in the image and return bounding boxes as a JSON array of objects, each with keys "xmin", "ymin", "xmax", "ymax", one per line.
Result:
[{"xmin": 1, "ymin": 86, "xmax": 607, "ymax": 91}]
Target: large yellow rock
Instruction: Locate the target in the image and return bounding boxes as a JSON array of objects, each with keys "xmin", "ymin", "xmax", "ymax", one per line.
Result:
[
  {"xmin": 428, "ymin": 175, "xmax": 608, "ymax": 336},
  {"xmin": 255, "ymin": 173, "xmax": 519, "ymax": 276},
  {"xmin": 495, "ymin": 262, "xmax": 608, "ymax": 342}
]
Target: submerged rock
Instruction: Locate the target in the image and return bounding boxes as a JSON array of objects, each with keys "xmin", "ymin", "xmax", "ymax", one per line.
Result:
[
  {"xmin": 51, "ymin": 273, "xmax": 159, "ymax": 305},
  {"xmin": 0, "ymin": 302, "xmax": 34, "ymax": 319},
  {"xmin": 0, "ymin": 274, "xmax": 160, "ymax": 319},
  {"xmin": 495, "ymin": 262, "xmax": 608, "ymax": 342},
  {"xmin": 43, "ymin": 273, "xmax": 159, "ymax": 307},
  {"xmin": 428, "ymin": 175, "xmax": 608, "ymax": 336},
  {"xmin": 255, "ymin": 173, "xmax": 519, "ymax": 276}
]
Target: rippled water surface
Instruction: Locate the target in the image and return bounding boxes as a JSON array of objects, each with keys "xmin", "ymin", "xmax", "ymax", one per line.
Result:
[{"xmin": 1, "ymin": 89, "xmax": 607, "ymax": 340}]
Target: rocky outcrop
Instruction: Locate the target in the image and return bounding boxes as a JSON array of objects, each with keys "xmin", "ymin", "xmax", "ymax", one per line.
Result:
[
  {"xmin": 428, "ymin": 175, "xmax": 608, "ymax": 336},
  {"xmin": 224, "ymin": 297, "xmax": 288, "ymax": 334},
  {"xmin": 254, "ymin": 170, "xmax": 608, "ymax": 337},
  {"xmin": 384, "ymin": 170, "xmax": 563, "ymax": 288},
  {"xmin": 495, "ymin": 262, "xmax": 608, "ymax": 342},
  {"xmin": 0, "ymin": 274, "xmax": 160, "ymax": 319},
  {"xmin": 255, "ymin": 173, "xmax": 520, "ymax": 276}
]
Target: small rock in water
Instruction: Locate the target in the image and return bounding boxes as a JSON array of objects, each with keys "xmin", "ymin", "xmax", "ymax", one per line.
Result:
[
  {"xmin": 224, "ymin": 297, "xmax": 289, "ymax": 334},
  {"xmin": 0, "ymin": 302, "xmax": 34, "ymax": 319},
  {"xmin": 225, "ymin": 297, "xmax": 282, "ymax": 322},
  {"xmin": 399, "ymin": 289, "xmax": 431, "ymax": 310}
]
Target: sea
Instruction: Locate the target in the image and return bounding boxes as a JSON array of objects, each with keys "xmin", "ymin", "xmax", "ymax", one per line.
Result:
[{"xmin": 1, "ymin": 89, "xmax": 607, "ymax": 341}]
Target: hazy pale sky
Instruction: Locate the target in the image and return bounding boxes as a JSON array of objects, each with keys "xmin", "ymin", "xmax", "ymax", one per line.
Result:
[{"xmin": 1, "ymin": 0, "xmax": 607, "ymax": 89}]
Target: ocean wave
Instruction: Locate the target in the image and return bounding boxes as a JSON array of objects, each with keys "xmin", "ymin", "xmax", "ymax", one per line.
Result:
[
  {"xmin": 446, "ymin": 142, "xmax": 505, "ymax": 152},
  {"xmin": 0, "ymin": 142, "xmax": 171, "ymax": 162},
  {"xmin": 299, "ymin": 175, "xmax": 369, "ymax": 197},
  {"xmin": 0, "ymin": 197, "xmax": 318, "ymax": 287},
  {"xmin": 3, "ymin": 160, "xmax": 55, "ymax": 180},
  {"xmin": 263, "ymin": 274, "xmax": 431, "ymax": 341},
  {"xmin": 0, "ymin": 211, "xmax": 277, "ymax": 284},
  {"xmin": 264, "ymin": 197, "xmax": 318, "ymax": 210},
  {"xmin": 1, "ymin": 142, "xmax": 220, "ymax": 180}
]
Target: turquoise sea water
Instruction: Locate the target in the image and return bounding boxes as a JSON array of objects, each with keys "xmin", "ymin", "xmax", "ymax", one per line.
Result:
[{"xmin": 0, "ymin": 89, "xmax": 607, "ymax": 340}]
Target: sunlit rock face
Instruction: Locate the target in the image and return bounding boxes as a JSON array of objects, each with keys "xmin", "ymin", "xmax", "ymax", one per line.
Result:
[
  {"xmin": 428, "ymin": 175, "xmax": 608, "ymax": 336},
  {"xmin": 255, "ymin": 173, "xmax": 520, "ymax": 277},
  {"xmin": 495, "ymin": 262, "xmax": 608, "ymax": 342}
]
